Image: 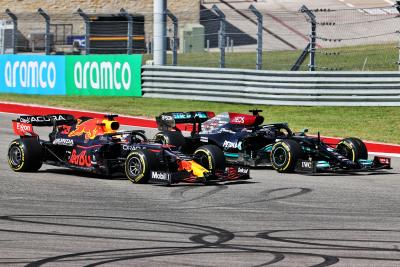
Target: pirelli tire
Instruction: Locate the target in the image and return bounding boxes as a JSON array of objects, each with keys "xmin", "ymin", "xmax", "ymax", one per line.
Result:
[
  {"xmin": 270, "ymin": 139, "xmax": 302, "ymax": 173},
  {"xmin": 336, "ymin": 137, "xmax": 368, "ymax": 162},
  {"xmin": 194, "ymin": 145, "xmax": 226, "ymax": 173},
  {"xmin": 8, "ymin": 138, "xmax": 43, "ymax": 172},
  {"xmin": 125, "ymin": 150, "xmax": 158, "ymax": 184}
]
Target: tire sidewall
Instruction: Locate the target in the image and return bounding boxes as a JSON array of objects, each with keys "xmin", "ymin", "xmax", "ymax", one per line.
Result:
[
  {"xmin": 194, "ymin": 145, "xmax": 225, "ymax": 172},
  {"xmin": 271, "ymin": 141, "xmax": 292, "ymax": 172},
  {"xmin": 125, "ymin": 151, "xmax": 148, "ymax": 183},
  {"xmin": 8, "ymin": 138, "xmax": 43, "ymax": 172},
  {"xmin": 8, "ymin": 140, "xmax": 26, "ymax": 171},
  {"xmin": 336, "ymin": 137, "xmax": 367, "ymax": 162}
]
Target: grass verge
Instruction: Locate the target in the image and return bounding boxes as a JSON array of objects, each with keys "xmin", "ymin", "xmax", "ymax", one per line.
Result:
[{"xmin": 0, "ymin": 94, "xmax": 399, "ymax": 144}]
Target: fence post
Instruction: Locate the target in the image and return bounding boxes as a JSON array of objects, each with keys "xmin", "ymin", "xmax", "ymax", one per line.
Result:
[
  {"xmin": 249, "ymin": 5, "xmax": 263, "ymax": 70},
  {"xmin": 300, "ymin": 5, "xmax": 316, "ymax": 71},
  {"xmin": 120, "ymin": 8, "xmax": 133, "ymax": 55},
  {"xmin": 37, "ymin": 8, "xmax": 51, "ymax": 55},
  {"xmin": 5, "ymin": 9, "xmax": 17, "ymax": 54},
  {"xmin": 211, "ymin": 5, "xmax": 226, "ymax": 68},
  {"xmin": 77, "ymin": 8, "xmax": 90, "ymax": 55},
  {"xmin": 153, "ymin": 0, "xmax": 167, "ymax": 65},
  {"xmin": 166, "ymin": 9, "xmax": 178, "ymax": 66}
]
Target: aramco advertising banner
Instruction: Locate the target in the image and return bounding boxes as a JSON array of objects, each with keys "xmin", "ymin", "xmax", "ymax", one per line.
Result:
[
  {"xmin": 0, "ymin": 54, "xmax": 142, "ymax": 96},
  {"xmin": 0, "ymin": 55, "xmax": 66, "ymax": 95},
  {"xmin": 66, "ymin": 55, "xmax": 142, "ymax": 96}
]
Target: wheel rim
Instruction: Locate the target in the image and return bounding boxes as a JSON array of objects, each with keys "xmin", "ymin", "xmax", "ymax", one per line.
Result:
[
  {"xmin": 196, "ymin": 151, "xmax": 211, "ymax": 170},
  {"xmin": 128, "ymin": 156, "xmax": 143, "ymax": 177},
  {"xmin": 272, "ymin": 147, "xmax": 287, "ymax": 167},
  {"xmin": 9, "ymin": 146, "xmax": 22, "ymax": 166},
  {"xmin": 337, "ymin": 145, "xmax": 352, "ymax": 160}
]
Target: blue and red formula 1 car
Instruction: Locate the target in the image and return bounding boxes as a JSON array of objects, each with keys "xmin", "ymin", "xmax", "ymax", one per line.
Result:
[
  {"xmin": 154, "ymin": 110, "xmax": 391, "ymax": 174},
  {"xmin": 7, "ymin": 114, "xmax": 250, "ymax": 185}
]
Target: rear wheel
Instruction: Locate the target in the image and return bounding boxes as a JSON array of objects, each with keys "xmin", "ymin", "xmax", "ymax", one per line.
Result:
[
  {"xmin": 270, "ymin": 139, "xmax": 302, "ymax": 173},
  {"xmin": 154, "ymin": 131, "xmax": 186, "ymax": 148},
  {"xmin": 125, "ymin": 150, "xmax": 158, "ymax": 184},
  {"xmin": 194, "ymin": 145, "xmax": 225, "ymax": 172},
  {"xmin": 336, "ymin": 137, "xmax": 368, "ymax": 162},
  {"xmin": 8, "ymin": 138, "xmax": 43, "ymax": 172}
]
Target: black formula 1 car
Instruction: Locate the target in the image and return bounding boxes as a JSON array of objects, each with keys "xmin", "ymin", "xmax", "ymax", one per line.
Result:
[
  {"xmin": 7, "ymin": 114, "xmax": 250, "ymax": 185},
  {"xmin": 154, "ymin": 110, "xmax": 391, "ymax": 174}
]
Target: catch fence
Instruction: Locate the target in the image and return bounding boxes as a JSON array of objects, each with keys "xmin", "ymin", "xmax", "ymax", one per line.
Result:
[{"xmin": 1, "ymin": 2, "xmax": 400, "ymax": 71}]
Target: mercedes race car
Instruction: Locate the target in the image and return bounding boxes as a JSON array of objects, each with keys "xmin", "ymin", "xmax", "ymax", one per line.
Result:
[
  {"xmin": 154, "ymin": 110, "xmax": 391, "ymax": 174},
  {"xmin": 7, "ymin": 114, "xmax": 250, "ymax": 185}
]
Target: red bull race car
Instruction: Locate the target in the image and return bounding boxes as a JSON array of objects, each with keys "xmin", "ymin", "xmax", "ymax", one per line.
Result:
[
  {"xmin": 7, "ymin": 114, "xmax": 250, "ymax": 185},
  {"xmin": 154, "ymin": 110, "xmax": 391, "ymax": 174}
]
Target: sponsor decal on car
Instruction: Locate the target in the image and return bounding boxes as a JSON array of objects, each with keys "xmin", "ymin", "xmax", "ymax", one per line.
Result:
[
  {"xmin": 69, "ymin": 149, "xmax": 91, "ymax": 167},
  {"xmin": 151, "ymin": 171, "xmax": 171, "ymax": 181},
  {"xmin": 53, "ymin": 138, "xmax": 74, "ymax": 146},
  {"xmin": 122, "ymin": 144, "xmax": 142, "ymax": 151},
  {"xmin": 232, "ymin": 116, "xmax": 245, "ymax": 124},
  {"xmin": 161, "ymin": 115, "xmax": 174, "ymax": 121},
  {"xmin": 301, "ymin": 161, "xmax": 312, "ymax": 169},
  {"xmin": 237, "ymin": 167, "xmax": 249, "ymax": 174},
  {"xmin": 12, "ymin": 121, "xmax": 34, "ymax": 136},
  {"xmin": 223, "ymin": 140, "xmax": 238, "ymax": 149},
  {"xmin": 16, "ymin": 122, "xmax": 32, "ymax": 132},
  {"xmin": 200, "ymin": 136, "xmax": 208, "ymax": 143},
  {"xmin": 20, "ymin": 114, "xmax": 67, "ymax": 124}
]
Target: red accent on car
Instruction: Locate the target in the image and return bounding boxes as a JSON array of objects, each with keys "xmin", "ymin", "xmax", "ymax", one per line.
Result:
[
  {"xmin": 206, "ymin": 112, "xmax": 216, "ymax": 119},
  {"xmin": 69, "ymin": 149, "xmax": 91, "ymax": 167},
  {"xmin": 12, "ymin": 121, "xmax": 36, "ymax": 136},
  {"xmin": 376, "ymin": 156, "xmax": 391, "ymax": 166},
  {"xmin": 228, "ymin": 112, "xmax": 257, "ymax": 126}
]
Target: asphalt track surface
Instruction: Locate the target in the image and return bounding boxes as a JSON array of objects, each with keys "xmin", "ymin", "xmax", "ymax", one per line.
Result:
[{"xmin": 1, "ymin": 112, "xmax": 400, "ymax": 266}]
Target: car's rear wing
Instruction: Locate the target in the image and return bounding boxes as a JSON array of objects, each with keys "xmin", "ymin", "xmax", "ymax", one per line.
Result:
[
  {"xmin": 16, "ymin": 114, "xmax": 75, "ymax": 126},
  {"xmin": 12, "ymin": 114, "xmax": 75, "ymax": 136},
  {"xmin": 156, "ymin": 111, "xmax": 215, "ymax": 132}
]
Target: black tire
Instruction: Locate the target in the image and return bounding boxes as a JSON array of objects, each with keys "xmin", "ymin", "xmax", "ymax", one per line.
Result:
[
  {"xmin": 8, "ymin": 138, "xmax": 43, "ymax": 172},
  {"xmin": 154, "ymin": 131, "xmax": 186, "ymax": 148},
  {"xmin": 194, "ymin": 145, "xmax": 225, "ymax": 172},
  {"xmin": 270, "ymin": 139, "xmax": 302, "ymax": 173},
  {"xmin": 336, "ymin": 137, "xmax": 368, "ymax": 162},
  {"xmin": 125, "ymin": 150, "xmax": 158, "ymax": 184}
]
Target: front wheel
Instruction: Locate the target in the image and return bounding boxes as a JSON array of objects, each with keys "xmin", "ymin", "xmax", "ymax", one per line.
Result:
[
  {"xmin": 194, "ymin": 145, "xmax": 226, "ymax": 172},
  {"xmin": 8, "ymin": 138, "xmax": 43, "ymax": 172},
  {"xmin": 270, "ymin": 139, "xmax": 302, "ymax": 173},
  {"xmin": 336, "ymin": 137, "xmax": 368, "ymax": 162},
  {"xmin": 125, "ymin": 150, "xmax": 158, "ymax": 184}
]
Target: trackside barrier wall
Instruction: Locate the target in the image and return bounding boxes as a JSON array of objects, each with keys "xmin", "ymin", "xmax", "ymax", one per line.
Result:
[
  {"xmin": 0, "ymin": 55, "xmax": 142, "ymax": 96},
  {"xmin": 142, "ymin": 66, "xmax": 400, "ymax": 106}
]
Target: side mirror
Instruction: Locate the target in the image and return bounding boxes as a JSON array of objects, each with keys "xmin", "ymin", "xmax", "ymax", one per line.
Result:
[{"xmin": 302, "ymin": 128, "xmax": 309, "ymax": 134}]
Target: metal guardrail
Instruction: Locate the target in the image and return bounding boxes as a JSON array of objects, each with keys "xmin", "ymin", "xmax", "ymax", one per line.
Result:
[{"xmin": 142, "ymin": 65, "xmax": 400, "ymax": 106}]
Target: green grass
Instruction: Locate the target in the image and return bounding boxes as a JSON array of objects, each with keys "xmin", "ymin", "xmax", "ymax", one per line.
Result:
[
  {"xmin": 143, "ymin": 43, "xmax": 398, "ymax": 71},
  {"xmin": 1, "ymin": 94, "xmax": 399, "ymax": 144}
]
